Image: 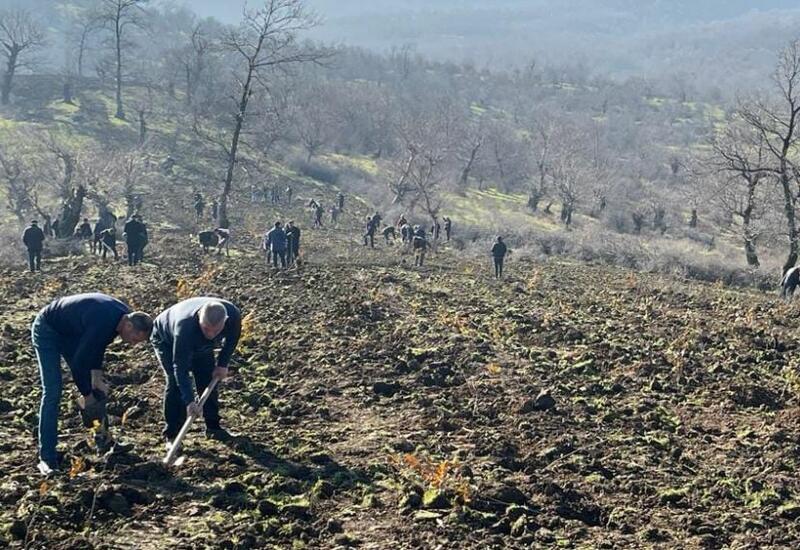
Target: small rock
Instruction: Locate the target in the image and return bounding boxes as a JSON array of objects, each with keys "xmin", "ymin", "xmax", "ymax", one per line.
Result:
[
  {"xmin": 491, "ymin": 485, "xmax": 528, "ymax": 505},
  {"xmin": 326, "ymin": 518, "xmax": 343, "ymax": 534},
  {"xmin": 373, "ymin": 381, "xmax": 400, "ymax": 397},
  {"xmin": 8, "ymin": 518, "xmax": 27, "ymax": 540},
  {"xmin": 104, "ymin": 493, "xmax": 131, "ymax": 516},
  {"xmin": 257, "ymin": 499, "xmax": 278, "ymax": 516},
  {"xmin": 392, "ymin": 439, "xmax": 415, "ymax": 453}
]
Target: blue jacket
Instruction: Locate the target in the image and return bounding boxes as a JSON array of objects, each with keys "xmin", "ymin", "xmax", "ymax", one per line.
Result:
[{"xmin": 40, "ymin": 293, "xmax": 130, "ymax": 395}]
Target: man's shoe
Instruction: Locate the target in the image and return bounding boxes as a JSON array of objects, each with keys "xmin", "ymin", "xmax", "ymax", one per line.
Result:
[
  {"xmin": 37, "ymin": 459, "xmax": 58, "ymax": 476},
  {"xmin": 205, "ymin": 427, "xmax": 232, "ymax": 442}
]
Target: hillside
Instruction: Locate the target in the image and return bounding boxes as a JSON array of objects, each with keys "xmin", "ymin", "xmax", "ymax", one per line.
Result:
[{"xmin": 1, "ymin": 203, "xmax": 800, "ymax": 548}]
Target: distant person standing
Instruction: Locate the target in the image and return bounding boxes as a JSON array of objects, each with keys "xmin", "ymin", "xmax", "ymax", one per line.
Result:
[
  {"xmin": 194, "ymin": 193, "xmax": 205, "ymax": 223},
  {"xmin": 412, "ymin": 225, "xmax": 428, "ymax": 267},
  {"xmin": 491, "ymin": 236, "xmax": 508, "ymax": 279},
  {"xmin": 431, "ymin": 219, "xmax": 441, "ymax": 240},
  {"xmin": 263, "ymin": 221, "xmax": 287, "ymax": 268},
  {"xmin": 337, "ymin": 192, "xmax": 345, "ymax": 211},
  {"xmin": 123, "ymin": 215, "xmax": 147, "ymax": 266},
  {"xmin": 313, "ymin": 203, "xmax": 324, "ymax": 228},
  {"xmin": 285, "ymin": 186, "xmax": 293, "ymax": 206},
  {"xmin": 76, "ymin": 218, "xmax": 93, "ymax": 242},
  {"xmin": 211, "ymin": 199, "xmax": 219, "ymax": 222},
  {"xmin": 285, "ymin": 221, "xmax": 301, "ymax": 266},
  {"xmin": 92, "ymin": 219, "xmax": 105, "ymax": 255},
  {"xmin": 364, "ymin": 216, "xmax": 376, "ymax": 248},
  {"xmin": 22, "ymin": 220, "xmax": 45, "ymax": 272},
  {"xmin": 443, "ymin": 217, "xmax": 452, "ymax": 242}
]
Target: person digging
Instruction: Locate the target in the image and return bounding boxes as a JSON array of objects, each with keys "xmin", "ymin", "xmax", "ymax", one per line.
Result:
[
  {"xmin": 32, "ymin": 293, "xmax": 153, "ymax": 475},
  {"xmin": 151, "ymin": 298, "xmax": 242, "ymax": 449}
]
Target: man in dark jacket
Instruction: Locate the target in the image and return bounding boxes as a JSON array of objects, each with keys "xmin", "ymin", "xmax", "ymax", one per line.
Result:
[
  {"xmin": 123, "ymin": 215, "xmax": 147, "ymax": 266},
  {"xmin": 364, "ymin": 216, "xmax": 377, "ymax": 248},
  {"xmin": 92, "ymin": 219, "xmax": 105, "ymax": 254},
  {"xmin": 22, "ymin": 220, "xmax": 45, "ymax": 272},
  {"xmin": 285, "ymin": 221, "xmax": 301, "ymax": 266},
  {"xmin": 264, "ymin": 221, "xmax": 287, "ymax": 268},
  {"xmin": 151, "ymin": 298, "xmax": 241, "ymax": 443},
  {"xmin": 431, "ymin": 220, "xmax": 441, "ymax": 240},
  {"xmin": 491, "ymin": 236, "xmax": 508, "ymax": 279},
  {"xmin": 337, "ymin": 192, "xmax": 345, "ymax": 210},
  {"xmin": 412, "ymin": 225, "xmax": 428, "ymax": 266},
  {"xmin": 32, "ymin": 293, "xmax": 152, "ymax": 474},
  {"xmin": 194, "ymin": 193, "xmax": 205, "ymax": 223}
]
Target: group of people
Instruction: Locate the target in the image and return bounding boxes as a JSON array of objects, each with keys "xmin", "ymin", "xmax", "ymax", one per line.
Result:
[
  {"xmin": 308, "ymin": 192, "xmax": 345, "ymax": 228},
  {"xmin": 262, "ymin": 220, "xmax": 301, "ymax": 268},
  {"xmin": 32, "ymin": 293, "xmax": 241, "ymax": 475},
  {"xmin": 21, "ymin": 213, "xmax": 150, "ymax": 272},
  {"xmin": 194, "ymin": 193, "xmax": 219, "ymax": 224}
]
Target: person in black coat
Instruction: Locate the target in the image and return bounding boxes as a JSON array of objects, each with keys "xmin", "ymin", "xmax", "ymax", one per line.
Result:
[
  {"xmin": 22, "ymin": 220, "xmax": 45, "ymax": 272},
  {"xmin": 491, "ymin": 236, "xmax": 508, "ymax": 279}
]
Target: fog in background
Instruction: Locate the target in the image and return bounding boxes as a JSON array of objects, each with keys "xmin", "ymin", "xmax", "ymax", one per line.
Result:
[{"xmin": 185, "ymin": 0, "xmax": 800, "ymax": 90}]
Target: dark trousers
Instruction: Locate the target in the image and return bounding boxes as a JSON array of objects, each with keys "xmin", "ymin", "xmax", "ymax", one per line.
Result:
[
  {"xmin": 271, "ymin": 249, "xmax": 287, "ymax": 268},
  {"xmin": 494, "ymin": 257, "xmax": 504, "ymax": 278},
  {"xmin": 364, "ymin": 233, "xmax": 374, "ymax": 248},
  {"xmin": 154, "ymin": 344, "xmax": 220, "ymax": 439},
  {"xmin": 127, "ymin": 243, "xmax": 142, "ymax": 266},
  {"xmin": 28, "ymin": 248, "xmax": 42, "ymax": 272}
]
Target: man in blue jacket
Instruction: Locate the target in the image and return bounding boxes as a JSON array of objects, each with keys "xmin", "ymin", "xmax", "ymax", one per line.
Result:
[
  {"xmin": 32, "ymin": 293, "xmax": 153, "ymax": 475},
  {"xmin": 151, "ymin": 298, "xmax": 242, "ymax": 445}
]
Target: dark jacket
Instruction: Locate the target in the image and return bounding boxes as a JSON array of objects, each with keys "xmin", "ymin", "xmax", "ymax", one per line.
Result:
[
  {"xmin": 285, "ymin": 226, "xmax": 301, "ymax": 252},
  {"xmin": 123, "ymin": 219, "xmax": 146, "ymax": 245},
  {"xmin": 22, "ymin": 225, "xmax": 45, "ymax": 251},
  {"xmin": 412, "ymin": 229, "xmax": 428, "ymax": 250},
  {"xmin": 491, "ymin": 241, "xmax": 508, "ymax": 258},
  {"xmin": 39, "ymin": 293, "xmax": 129, "ymax": 395},
  {"xmin": 77, "ymin": 222, "xmax": 92, "ymax": 239},
  {"xmin": 265, "ymin": 227, "xmax": 287, "ymax": 252},
  {"xmin": 152, "ymin": 297, "xmax": 242, "ymax": 404}
]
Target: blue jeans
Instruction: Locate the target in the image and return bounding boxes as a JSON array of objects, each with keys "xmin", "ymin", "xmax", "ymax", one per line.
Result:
[{"xmin": 32, "ymin": 314, "xmax": 63, "ymax": 464}]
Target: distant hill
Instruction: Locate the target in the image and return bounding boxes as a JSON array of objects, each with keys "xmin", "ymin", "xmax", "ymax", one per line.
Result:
[{"xmin": 184, "ymin": 0, "xmax": 800, "ymax": 91}]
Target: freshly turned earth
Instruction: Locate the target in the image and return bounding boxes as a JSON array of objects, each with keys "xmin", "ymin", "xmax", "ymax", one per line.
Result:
[{"xmin": 1, "ymin": 206, "xmax": 800, "ymax": 549}]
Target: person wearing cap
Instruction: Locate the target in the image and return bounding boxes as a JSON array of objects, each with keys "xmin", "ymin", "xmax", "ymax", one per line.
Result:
[
  {"xmin": 151, "ymin": 298, "xmax": 241, "ymax": 444},
  {"xmin": 32, "ymin": 293, "xmax": 153, "ymax": 474},
  {"xmin": 22, "ymin": 220, "xmax": 45, "ymax": 272},
  {"xmin": 491, "ymin": 236, "xmax": 508, "ymax": 279}
]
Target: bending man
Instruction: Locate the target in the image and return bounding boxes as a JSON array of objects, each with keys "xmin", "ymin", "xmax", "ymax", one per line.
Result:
[
  {"xmin": 32, "ymin": 293, "xmax": 152, "ymax": 474},
  {"xmin": 151, "ymin": 298, "xmax": 242, "ymax": 445}
]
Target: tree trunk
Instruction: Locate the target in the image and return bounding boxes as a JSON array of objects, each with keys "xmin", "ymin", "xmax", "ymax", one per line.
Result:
[
  {"xmin": 1, "ymin": 50, "xmax": 18, "ymax": 105},
  {"xmin": 114, "ymin": 15, "xmax": 125, "ymax": 119},
  {"xmin": 459, "ymin": 142, "xmax": 480, "ymax": 187},
  {"xmin": 58, "ymin": 185, "xmax": 86, "ymax": 237},
  {"xmin": 138, "ymin": 109, "xmax": 146, "ymax": 145},
  {"xmin": 219, "ymin": 66, "xmax": 254, "ymax": 229},
  {"xmin": 689, "ymin": 208, "xmax": 698, "ymax": 228},
  {"xmin": 781, "ymin": 165, "xmax": 798, "ymax": 274}
]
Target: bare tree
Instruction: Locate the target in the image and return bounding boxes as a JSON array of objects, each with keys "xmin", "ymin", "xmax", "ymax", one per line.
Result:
[
  {"xmin": 739, "ymin": 39, "xmax": 800, "ymax": 273},
  {"xmin": 0, "ymin": 9, "xmax": 46, "ymax": 105},
  {"xmin": 216, "ymin": 0, "xmax": 326, "ymax": 228},
  {"xmin": 98, "ymin": 0, "xmax": 148, "ymax": 119}
]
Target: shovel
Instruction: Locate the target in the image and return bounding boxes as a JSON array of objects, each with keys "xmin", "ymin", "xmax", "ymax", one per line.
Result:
[{"xmin": 163, "ymin": 378, "xmax": 219, "ymax": 466}]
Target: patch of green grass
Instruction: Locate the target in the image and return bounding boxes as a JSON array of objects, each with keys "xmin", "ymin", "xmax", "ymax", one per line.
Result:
[{"xmin": 323, "ymin": 153, "xmax": 379, "ymax": 176}]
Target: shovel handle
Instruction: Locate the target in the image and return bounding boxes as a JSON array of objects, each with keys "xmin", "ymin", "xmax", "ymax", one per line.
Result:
[{"xmin": 163, "ymin": 377, "xmax": 219, "ymax": 465}]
